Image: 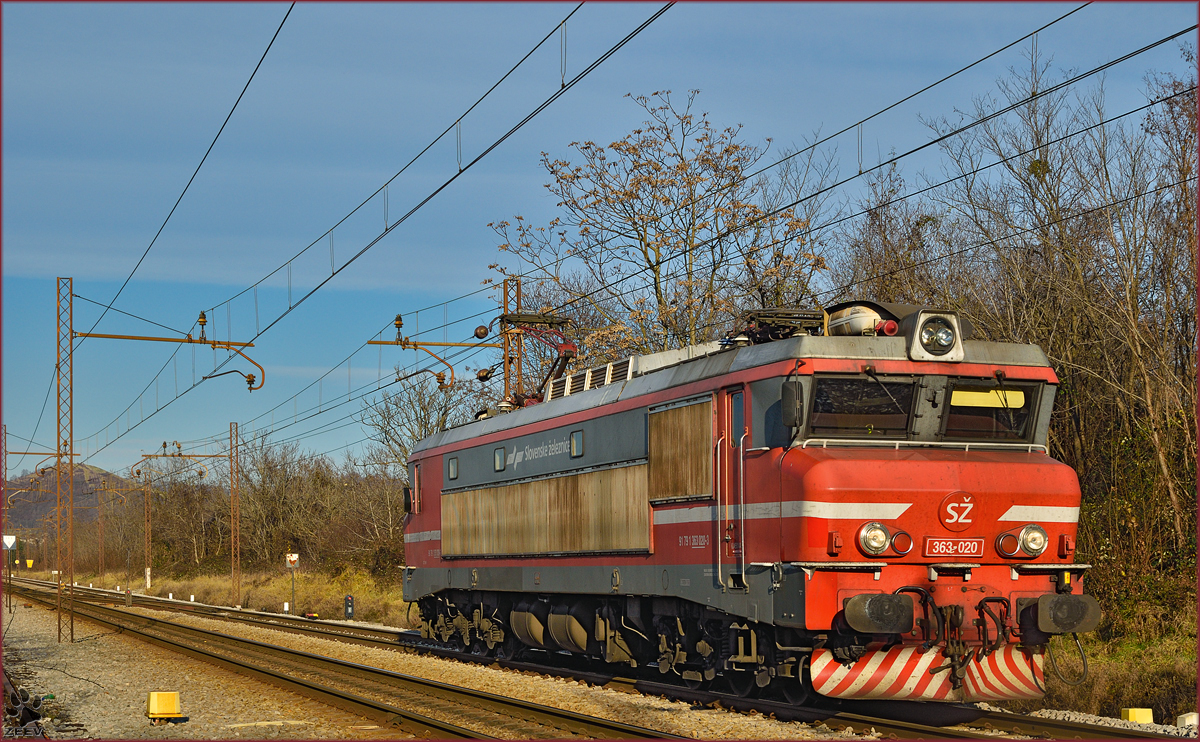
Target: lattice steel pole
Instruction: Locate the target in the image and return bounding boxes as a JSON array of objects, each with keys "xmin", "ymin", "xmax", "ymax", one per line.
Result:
[
  {"xmin": 143, "ymin": 468, "xmax": 151, "ymax": 590},
  {"xmin": 501, "ymin": 278, "xmax": 527, "ymax": 398},
  {"xmin": 56, "ymin": 277, "xmax": 75, "ymax": 642},
  {"xmin": 97, "ymin": 488, "xmax": 105, "ymax": 577},
  {"xmin": 229, "ymin": 422, "xmax": 240, "ymax": 608},
  {"xmin": 3, "ymin": 424, "xmax": 10, "ymax": 613},
  {"xmin": 502, "ymin": 280, "xmax": 511, "ymax": 399}
]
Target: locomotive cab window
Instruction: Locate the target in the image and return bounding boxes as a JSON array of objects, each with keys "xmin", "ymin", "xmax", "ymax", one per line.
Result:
[
  {"xmin": 942, "ymin": 380, "xmax": 1039, "ymax": 441},
  {"xmin": 570, "ymin": 430, "xmax": 584, "ymax": 458},
  {"xmin": 494, "ymin": 447, "xmax": 506, "ymax": 472},
  {"xmin": 411, "ymin": 463, "xmax": 422, "ymax": 514},
  {"xmin": 730, "ymin": 391, "xmax": 745, "ymax": 447},
  {"xmin": 448, "ymin": 457, "xmax": 458, "ymax": 481},
  {"xmin": 808, "ymin": 375, "xmax": 915, "ymax": 438}
]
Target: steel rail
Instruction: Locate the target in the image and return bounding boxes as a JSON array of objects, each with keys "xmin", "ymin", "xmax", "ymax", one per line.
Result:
[
  {"xmin": 13, "ymin": 579, "xmax": 410, "ymax": 646},
  {"xmin": 16, "ymin": 579, "xmax": 1181, "ymax": 740},
  {"xmin": 962, "ymin": 709, "xmax": 1183, "ymax": 740},
  {"xmin": 11, "ymin": 582, "xmax": 680, "ymax": 739},
  {"xmin": 12, "ymin": 585, "xmax": 479, "ymax": 739},
  {"xmin": 13, "ymin": 579, "xmax": 985, "ymax": 739}
]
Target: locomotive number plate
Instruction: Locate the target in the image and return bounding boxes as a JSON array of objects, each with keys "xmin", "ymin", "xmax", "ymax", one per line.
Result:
[{"xmin": 923, "ymin": 537, "xmax": 984, "ymax": 558}]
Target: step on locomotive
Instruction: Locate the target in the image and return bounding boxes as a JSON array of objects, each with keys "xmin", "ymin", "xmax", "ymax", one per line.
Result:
[{"xmin": 401, "ymin": 300, "xmax": 1101, "ymax": 704}]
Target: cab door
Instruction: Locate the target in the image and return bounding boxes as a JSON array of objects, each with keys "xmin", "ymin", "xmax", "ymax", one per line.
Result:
[{"xmin": 716, "ymin": 385, "xmax": 748, "ymax": 589}]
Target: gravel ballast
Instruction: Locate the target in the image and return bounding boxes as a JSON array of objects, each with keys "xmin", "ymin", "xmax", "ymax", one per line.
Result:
[
  {"xmin": 124, "ymin": 606, "xmax": 856, "ymax": 739},
  {"xmin": 1, "ymin": 603, "xmax": 408, "ymax": 740},
  {"xmin": 8, "ymin": 596, "xmax": 1193, "ymax": 740},
  {"xmin": 1028, "ymin": 707, "xmax": 1197, "ymax": 738}
]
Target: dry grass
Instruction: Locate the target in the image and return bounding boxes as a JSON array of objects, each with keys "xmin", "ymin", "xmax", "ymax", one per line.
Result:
[
  {"xmin": 169, "ymin": 569, "xmax": 418, "ymax": 628},
  {"xmin": 1003, "ymin": 600, "xmax": 1198, "ymax": 722},
  {"xmin": 31, "ymin": 567, "xmax": 418, "ymax": 629}
]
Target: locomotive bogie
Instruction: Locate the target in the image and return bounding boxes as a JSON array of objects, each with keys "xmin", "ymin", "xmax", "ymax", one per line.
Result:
[{"xmin": 417, "ymin": 588, "xmax": 820, "ymax": 698}]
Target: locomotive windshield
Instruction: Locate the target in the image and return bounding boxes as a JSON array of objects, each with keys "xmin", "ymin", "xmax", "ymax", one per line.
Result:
[
  {"xmin": 942, "ymin": 380, "xmax": 1038, "ymax": 441},
  {"xmin": 808, "ymin": 377, "xmax": 914, "ymax": 437}
]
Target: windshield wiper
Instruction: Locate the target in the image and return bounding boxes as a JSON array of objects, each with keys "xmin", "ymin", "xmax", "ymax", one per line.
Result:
[
  {"xmin": 993, "ymin": 370, "xmax": 1018, "ymax": 431},
  {"xmin": 863, "ymin": 365, "xmax": 907, "ymax": 416}
]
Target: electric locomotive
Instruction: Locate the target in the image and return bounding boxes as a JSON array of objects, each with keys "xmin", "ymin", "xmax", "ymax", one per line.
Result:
[{"xmin": 401, "ymin": 301, "xmax": 1100, "ymax": 704}]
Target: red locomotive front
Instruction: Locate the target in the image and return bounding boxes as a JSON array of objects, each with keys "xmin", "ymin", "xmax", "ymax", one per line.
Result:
[{"xmin": 402, "ymin": 301, "xmax": 1100, "ymax": 705}]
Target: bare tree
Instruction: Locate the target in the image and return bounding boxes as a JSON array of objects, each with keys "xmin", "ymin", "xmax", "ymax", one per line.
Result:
[
  {"xmin": 492, "ymin": 91, "xmax": 825, "ymax": 360},
  {"xmin": 360, "ymin": 373, "xmax": 481, "ymax": 482}
]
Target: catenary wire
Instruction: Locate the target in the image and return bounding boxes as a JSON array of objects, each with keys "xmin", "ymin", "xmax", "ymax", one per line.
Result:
[
  {"xmin": 128, "ymin": 339, "xmax": 498, "ymax": 479},
  {"xmin": 87, "ymin": 68, "xmax": 1190, "ymax": 471},
  {"xmin": 75, "ymin": 1, "xmax": 588, "ymax": 455},
  {"xmin": 218, "ymin": 3, "xmax": 675, "ymax": 342},
  {"xmin": 18, "ymin": 10, "xmax": 1171, "ymax": 468},
  {"xmin": 75, "ymin": 17, "xmax": 1190, "ymax": 462},
  {"xmin": 15, "ymin": 4, "xmax": 294, "ymax": 467},
  {"xmin": 175, "ymin": 0, "xmax": 1096, "ymax": 414},
  {"xmin": 735, "ymin": 4, "xmax": 1092, "ymax": 190},
  {"xmin": 200, "ymin": 164, "xmax": 1196, "ymax": 453},
  {"xmin": 14, "ymin": 2, "xmax": 1088, "ymax": 468},
  {"xmin": 75, "ymin": 3, "xmax": 296, "ymax": 351},
  {"xmin": 648, "ymin": 174, "xmax": 1199, "ymax": 345},
  {"xmin": 76, "ymin": 4, "xmax": 672, "ymax": 461},
  {"xmin": 551, "ymin": 2, "xmax": 1097, "ymax": 249},
  {"xmin": 558, "ymin": 85, "xmax": 1197, "ymax": 326},
  {"xmin": 535, "ymin": 24, "xmax": 1197, "ymax": 322},
  {"xmin": 118, "ymin": 298, "xmax": 502, "ymax": 459},
  {"xmin": 105, "ymin": 1, "xmax": 596, "ymax": 455},
  {"xmin": 150, "ymin": 158, "xmax": 1192, "ymax": 480},
  {"xmin": 68, "ymin": 3, "xmax": 1095, "ymax": 453},
  {"xmin": 211, "ymin": 3, "xmax": 586, "ymax": 312},
  {"xmin": 73, "ymin": 294, "xmax": 191, "ymax": 336},
  {"xmin": 84, "ymin": 47, "xmax": 1193, "ymax": 466}
]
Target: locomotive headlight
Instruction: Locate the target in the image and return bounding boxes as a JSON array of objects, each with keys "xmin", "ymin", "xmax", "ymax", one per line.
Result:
[
  {"xmin": 1019, "ymin": 524, "xmax": 1048, "ymax": 556},
  {"xmin": 919, "ymin": 317, "xmax": 956, "ymax": 355},
  {"xmin": 858, "ymin": 522, "xmax": 891, "ymax": 555}
]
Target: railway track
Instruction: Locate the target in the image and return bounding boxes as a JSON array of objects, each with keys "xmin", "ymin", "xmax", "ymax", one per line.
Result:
[
  {"xmin": 9, "ymin": 582, "xmax": 679, "ymax": 739},
  {"xmin": 12, "ymin": 578, "xmax": 1183, "ymax": 740}
]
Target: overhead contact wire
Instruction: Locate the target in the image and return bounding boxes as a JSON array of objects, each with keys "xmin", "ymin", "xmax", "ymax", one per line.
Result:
[
  {"xmin": 541, "ymin": 24, "xmax": 1197, "ymax": 320},
  {"xmin": 14, "ymin": 3, "xmax": 1085, "ymax": 465},
  {"xmin": 75, "ymin": 3, "xmax": 296, "ymax": 351},
  {"xmin": 78, "ymin": 14, "xmax": 1184, "ymax": 464},
  {"xmin": 78, "ymin": 4, "xmax": 671, "ymax": 462}
]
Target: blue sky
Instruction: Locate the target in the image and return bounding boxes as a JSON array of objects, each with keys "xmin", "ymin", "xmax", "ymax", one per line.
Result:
[{"xmin": 3, "ymin": 2, "xmax": 1195, "ymax": 474}]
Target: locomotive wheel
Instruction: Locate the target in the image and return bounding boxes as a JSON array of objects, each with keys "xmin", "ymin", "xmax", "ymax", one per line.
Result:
[
  {"xmin": 494, "ymin": 633, "xmax": 521, "ymax": 661},
  {"xmin": 721, "ymin": 671, "xmax": 757, "ymax": 698},
  {"xmin": 777, "ymin": 657, "xmax": 814, "ymax": 705},
  {"xmin": 682, "ymin": 675, "xmax": 708, "ymax": 691},
  {"xmin": 777, "ymin": 674, "xmax": 813, "ymax": 705}
]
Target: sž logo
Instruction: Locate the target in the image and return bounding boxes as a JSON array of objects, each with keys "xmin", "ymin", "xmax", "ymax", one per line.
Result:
[{"xmin": 938, "ymin": 491, "xmax": 975, "ymax": 532}]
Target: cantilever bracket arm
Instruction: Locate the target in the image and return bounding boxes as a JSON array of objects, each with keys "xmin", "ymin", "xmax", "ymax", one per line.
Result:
[
  {"xmin": 73, "ymin": 328, "xmax": 262, "ymax": 391},
  {"xmin": 215, "ymin": 344, "xmax": 265, "ymax": 391},
  {"xmin": 401, "ymin": 342, "xmax": 455, "ymax": 388},
  {"xmin": 370, "ymin": 336, "xmax": 456, "ymax": 388},
  {"xmin": 8, "ymin": 488, "xmax": 54, "ymax": 506},
  {"xmin": 403, "ymin": 367, "xmax": 449, "ymax": 388}
]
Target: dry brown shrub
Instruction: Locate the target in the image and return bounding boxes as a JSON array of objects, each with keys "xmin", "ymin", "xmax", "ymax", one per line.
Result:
[{"xmin": 1004, "ymin": 630, "xmax": 1198, "ymax": 722}]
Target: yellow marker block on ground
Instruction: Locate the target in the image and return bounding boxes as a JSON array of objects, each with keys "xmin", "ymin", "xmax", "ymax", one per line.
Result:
[
  {"xmin": 1121, "ymin": 708, "xmax": 1154, "ymax": 724},
  {"xmin": 147, "ymin": 692, "xmax": 181, "ymax": 719}
]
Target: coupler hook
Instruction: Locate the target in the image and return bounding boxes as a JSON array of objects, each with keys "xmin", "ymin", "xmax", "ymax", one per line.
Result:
[
  {"xmin": 894, "ymin": 586, "xmax": 943, "ymax": 652},
  {"xmin": 975, "ymin": 597, "xmax": 1011, "ymax": 657}
]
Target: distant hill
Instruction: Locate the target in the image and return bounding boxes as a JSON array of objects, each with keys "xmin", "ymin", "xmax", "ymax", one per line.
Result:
[{"xmin": 4, "ymin": 464, "xmax": 134, "ymax": 529}]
